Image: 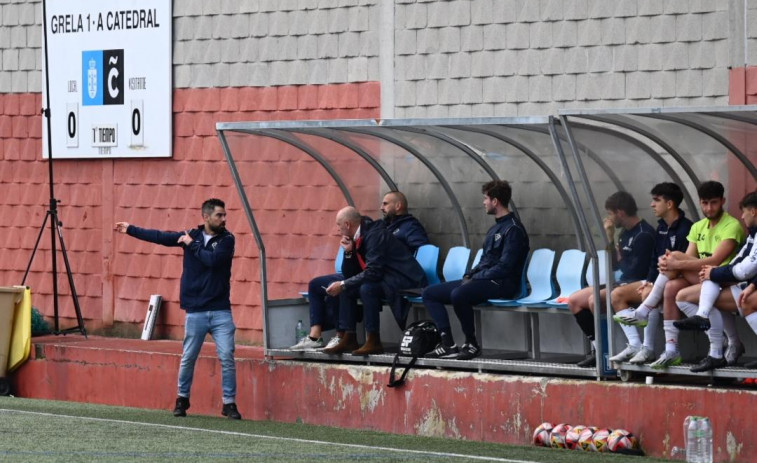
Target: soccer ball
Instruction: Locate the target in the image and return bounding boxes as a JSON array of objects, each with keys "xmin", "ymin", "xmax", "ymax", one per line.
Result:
[
  {"xmin": 607, "ymin": 429, "xmax": 639, "ymax": 452},
  {"xmin": 578, "ymin": 426, "xmax": 598, "ymax": 451},
  {"xmin": 549, "ymin": 423, "xmax": 572, "ymax": 449},
  {"xmin": 532, "ymin": 422, "xmax": 553, "ymax": 447},
  {"xmin": 565, "ymin": 425, "xmax": 586, "ymax": 450},
  {"xmin": 591, "ymin": 428, "xmax": 613, "ymax": 452}
]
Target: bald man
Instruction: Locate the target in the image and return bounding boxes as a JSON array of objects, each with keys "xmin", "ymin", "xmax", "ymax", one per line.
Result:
[{"xmin": 322, "ymin": 207, "xmax": 427, "ymax": 356}]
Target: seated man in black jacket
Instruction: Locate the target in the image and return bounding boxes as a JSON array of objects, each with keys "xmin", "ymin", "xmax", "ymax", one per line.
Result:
[
  {"xmin": 321, "ymin": 207, "xmax": 427, "ymax": 356},
  {"xmin": 422, "ymin": 180, "xmax": 530, "ymax": 360},
  {"xmin": 290, "ymin": 191, "xmax": 429, "ymax": 351}
]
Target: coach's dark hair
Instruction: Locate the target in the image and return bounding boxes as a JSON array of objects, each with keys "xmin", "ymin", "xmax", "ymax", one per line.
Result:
[
  {"xmin": 697, "ymin": 181, "xmax": 724, "ymax": 200},
  {"xmin": 739, "ymin": 191, "xmax": 757, "ymax": 209},
  {"xmin": 650, "ymin": 182, "xmax": 684, "ymax": 208},
  {"xmin": 605, "ymin": 191, "xmax": 638, "ymax": 216},
  {"xmin": 202, "ymin": 198, "xmax": 225, "ymax": 216},
  {"xmin": 482, "ymin": 180, "xmax": 512, "ymax": 205}
]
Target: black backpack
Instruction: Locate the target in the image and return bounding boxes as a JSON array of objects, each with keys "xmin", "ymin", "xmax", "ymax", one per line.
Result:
[{"xmin": 387, "ymin": 320, "xmax": 441, "ymax": 388}]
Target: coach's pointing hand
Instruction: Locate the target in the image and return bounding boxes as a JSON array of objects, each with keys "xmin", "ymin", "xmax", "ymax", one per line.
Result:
[
  {"xmin": 177, "ymin": 230, "xmax": 193, "ymax": 246},
  {"xmin": 115, "ymin": 222, "xmax": 130, "ymax": 233}
]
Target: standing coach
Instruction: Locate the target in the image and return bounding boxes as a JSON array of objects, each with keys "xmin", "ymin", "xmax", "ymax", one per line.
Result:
[{"xmin": 115, "ymin": 198, "xmax": 241, "ymax": 420}]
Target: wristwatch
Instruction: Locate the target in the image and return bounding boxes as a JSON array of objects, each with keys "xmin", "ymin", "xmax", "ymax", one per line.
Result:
[{"xmin": 340, "ymin": 281, "xmax": 346, "ymax": 290}]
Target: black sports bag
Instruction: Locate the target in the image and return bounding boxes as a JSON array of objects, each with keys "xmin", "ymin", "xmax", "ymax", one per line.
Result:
[{"xmin": 387, "ymin": 320, "xmax": 441, "ymax": 388}]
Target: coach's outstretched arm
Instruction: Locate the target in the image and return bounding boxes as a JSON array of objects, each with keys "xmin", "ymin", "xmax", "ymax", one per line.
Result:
[{"xmin": 115, "ymin": 221, "xmax": 184, "ymax": 247}]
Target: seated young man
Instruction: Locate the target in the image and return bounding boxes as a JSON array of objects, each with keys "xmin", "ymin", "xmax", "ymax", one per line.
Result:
[
  {"xmin": 422, "ymin": 180, "xmax": 529, "ymax": 360},
  {"xmin": 290, "ymin": 191, "xmax": 429, "ymax": 351},
  {"xmin": 609, "ymin": 183, "xmax": 693, "ymax": 365},
  {"xmin": 673, "ymin": 191, "xmax": 757, "ymax": 371},
  {"xmin": 568, "ymin": 191, "xmax": 655, "ymax": 368},
  {"xmin": 614, "ymin": 181, "xmax": 745, "ymax": 369}
]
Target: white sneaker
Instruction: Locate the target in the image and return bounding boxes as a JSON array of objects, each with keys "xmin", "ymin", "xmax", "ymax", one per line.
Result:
[
  {"xmin": 650, "ymin": 350, "xmax": 682, "ymax": 369},
  {"xmin": 289, "ymin": 336, "xmax": 324, "ymax": 351},
  {"xmin": 628, "ymin": 346, "xmax": 655, "ymax": 364},
  {"xmin": 321, "ymin": 336, "xmax": 342, "ymax": 350},
  {"xmin": 609, "ymin": 344, "xmax": 640, "ymax": 363},
  {"xmin": 612, "ymin": 307, "xmax": 648, "ymax": 327},
  {"xmin": 725, "ymin": 341, "xmax": 745, "ymax": 365}
]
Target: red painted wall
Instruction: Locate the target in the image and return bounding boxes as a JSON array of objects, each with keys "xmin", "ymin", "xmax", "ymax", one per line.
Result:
[
  {"xmin": 0, "ymin": 83, "xmax": 381, "ymax": 343},
  {"xmin": 13, "ymin": 337, "xmax": 757, "ymax": 462}
]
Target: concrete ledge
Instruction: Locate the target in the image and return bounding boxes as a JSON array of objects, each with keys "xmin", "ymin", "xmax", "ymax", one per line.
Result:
[{"xmin": 11, "ymin": 335, "xmax": 757, "ymax": 462}]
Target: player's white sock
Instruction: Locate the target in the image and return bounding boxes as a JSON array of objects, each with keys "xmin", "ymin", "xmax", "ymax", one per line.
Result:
[
  {"xmin": 639, "ymin": 274, "xmax": 669, "ymax": 316},
  {"xmin": 707, "ymin": 309, "xmax": 724, "ymax": 358},
  {"xmin": 722, "ymin": 311, "xmax": 739, "ymax": 347},
  {"xmin": 663, "ymin": 320, "xmax": 679, "ymax": 354},
  {"xmin": 696, "ymin": 280, "xmax": 721, "ymax": 318},
  {"xmin": 676, "ymin": 301, "xmax": 698, "ymax": 317},
  {"xmin": 620, "ymin": 324, "xmax": 641, "ymax": 348},
  {"xmin": 642, "ymin": 308, "xmax": 660, "ymax": 351}
]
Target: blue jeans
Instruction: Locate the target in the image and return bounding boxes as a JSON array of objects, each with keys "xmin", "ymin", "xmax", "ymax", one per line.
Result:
[
  {"xmin": 178, "ymin": 310, "xmax": 236, "ymax": 404},
  {"xmin": 308, "ymin": 273, "xmax": 341, "ymax": 330},
  {"xmin": 422, "ymin": 279, "xmax": 516, "ymax": 340}
]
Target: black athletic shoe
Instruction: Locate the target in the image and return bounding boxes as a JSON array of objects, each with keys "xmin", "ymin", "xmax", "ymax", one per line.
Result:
[
  {"xmin": 457, "ymin": 343, "xmax": 481, "ymax": 360},
  {"xmin": 674, "ymin": 315, "xmax": 711, "ymax": 331},
  {"xmin": 222, "ymin": 403, "xmax": 242, "ymax": 420},
  {"xmin": 577, "ymin": 350, "xmax": 596, "ymax": 368},
  {"xmin": 173, "ymin": 396, "xmax": 190, "ymax": 417},
  {"xmin": 690, "ymin": 356, "xmax": 727, "ymax": 373},
  {"xmin": 425, "ymin": 343, "xmax": 459, "ymax": 359}
]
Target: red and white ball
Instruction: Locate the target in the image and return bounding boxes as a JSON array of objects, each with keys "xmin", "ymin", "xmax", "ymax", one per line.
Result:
[
  {"xmin": 591, "ymin": 428, "xmax": 613, "ymax": 452},
  {"xmin": 607, "ymin": 428, "xmax": 639, "ymax": 452},
  {"xmin": 565, "ymin": 425, "xmax": 586, "ymax": 450},
  {"xmin": 532, "ymin": 422, "xmax": 553, "ymax": 447},
  {"xmin": 549, "ymin": 423, "xmax": 572, "ymax": 449},
  {"xmin": 578, "ymin": 426, "xmax": 598, "ymax": 451}
]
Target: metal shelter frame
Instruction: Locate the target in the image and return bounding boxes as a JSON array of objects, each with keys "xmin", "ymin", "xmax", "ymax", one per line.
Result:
[{"xmin": 217, "ymin": 106, "xmax": 757, "ymax": 381}]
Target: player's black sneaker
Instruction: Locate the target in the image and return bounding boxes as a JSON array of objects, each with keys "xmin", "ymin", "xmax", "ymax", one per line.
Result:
[
  {"xmin": 674, "ymin": 315, "xmax": 710, "ymax": 331},
  {"xmin": 690, "ymin": 356, "xmax": 726, "ymax": 373},
  {"xmin": 577, "ymin": 349, "xmax": 596, "ymax": 368}
]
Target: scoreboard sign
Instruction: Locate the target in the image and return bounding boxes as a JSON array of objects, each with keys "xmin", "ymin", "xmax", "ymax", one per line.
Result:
[{"xmin": 43, "ymin": 0, "xmax": 172, "ymax": 158}]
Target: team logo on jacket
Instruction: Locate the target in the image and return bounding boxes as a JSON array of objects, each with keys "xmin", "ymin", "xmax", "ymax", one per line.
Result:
[
  {"xmin": 393, "ymin": 229, "xmax": 399, "ymax": 235},
  {"xmin": 212, "ymin": 242, "xmax": 218, "ymax": 250},
  {"xmin": 494, "ymin": 233, "xmax": 501, "ymax": 241},
  {"xmin": 670, "ymin": 236, "xmax": 676, "ymax": 248}
]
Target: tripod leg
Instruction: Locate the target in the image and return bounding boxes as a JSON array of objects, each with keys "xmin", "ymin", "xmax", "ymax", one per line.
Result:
[
  {"xmin": 22, "ymin": 212, "xmax": 51, "ymax": 285},
  {"xmin": 53, "ymin": 215, "xmax": 87, "ymax": 338}
]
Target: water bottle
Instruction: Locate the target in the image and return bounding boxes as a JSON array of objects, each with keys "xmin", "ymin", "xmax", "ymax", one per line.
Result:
[
  {"xmin": 295, "ymin": 319, "xmax": 307, "ymax": 343},
  {"xmin": 686, "ymin": 416, "xmax": 701, "ymax": 462},
  {"xmin": 699, "ymin": 417, "xmax": 713, "ymax": 463}
]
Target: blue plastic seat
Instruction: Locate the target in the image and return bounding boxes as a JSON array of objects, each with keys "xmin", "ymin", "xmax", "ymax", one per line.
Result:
[
  {"xmin": 442, "ymin": 246, "xmax": 471, "ymax": 282},
  {"xmin": 404, "ymin": 244, "xmax": 441, "ymax": 303},
  {"xmin": 488, "ymin": 248, "xmax": 555, "ymax": 307},
  {"xmin": 544, "ymin": 249, "xmax": 587, "ymax": 308},
  {"xmin": 471, "ymin": 248, "xmax": 483, "ymax": 268}
]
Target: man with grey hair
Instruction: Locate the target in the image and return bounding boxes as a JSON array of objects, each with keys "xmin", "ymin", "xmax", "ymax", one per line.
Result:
[{"xmin": 322, "ymin": 206, "xmax": 427, "ymax": 355}]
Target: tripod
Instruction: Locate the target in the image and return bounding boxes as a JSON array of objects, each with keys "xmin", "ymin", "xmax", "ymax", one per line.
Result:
[{"xmin": 21, "ymin": 0, "xmax": 86, "ymax": 337}]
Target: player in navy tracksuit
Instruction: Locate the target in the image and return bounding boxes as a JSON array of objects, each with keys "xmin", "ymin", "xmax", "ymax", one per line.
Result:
[
  {"xmin": 116, "ymin": 198, "xmax": 241, "ymax": 420},
  {"xmin": 568, "ymin": 191, "xmax": 655, "ymax": 368},
  {"xmin": 291, "ymin": 191, "xmax": 428, "ymax": 351},
  {"xmin": 674, "ymin": 191, "xmax": 757, "ymax": 371},
  {"xmin": 422, "ymin": 180, "xmax": 529, "ymax": 360}
]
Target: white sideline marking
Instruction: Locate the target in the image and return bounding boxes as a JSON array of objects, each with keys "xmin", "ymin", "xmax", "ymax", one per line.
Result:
[{"xmin": 0, "ymin": 408, "xmax": 538, "ymax": 463}]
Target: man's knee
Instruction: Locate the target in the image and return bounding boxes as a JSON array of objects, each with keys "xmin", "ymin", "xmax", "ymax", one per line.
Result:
[{"xmin": 359, "ymin": 282, "xmax": 383, "ymax": 300}]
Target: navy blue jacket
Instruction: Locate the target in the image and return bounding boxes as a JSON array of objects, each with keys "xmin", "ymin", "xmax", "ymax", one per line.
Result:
[
  {"xmin": 617, "ymin": 219, "xmax": 656, "ymax": 284},
  {"xmin": 384, "ymin": 214, "xmax": 430, "ymax": 253},
  {"xmin": 711, "ymin": 228, "xmax": 757, "ymax": 284},
  {"xmin": 127, "ymin": 224, "xmax": 234, "ymax": 312},
  {"xmin": 646, "ymin": 213, "xmax": 693, "ymax": 282},
  {"xmin": 342, "ymin": 217, "xmax": 427, "ymax": 322},
  {"xmin": 468, "ymin": 213, "xmax": 529, "ymax": 295}
]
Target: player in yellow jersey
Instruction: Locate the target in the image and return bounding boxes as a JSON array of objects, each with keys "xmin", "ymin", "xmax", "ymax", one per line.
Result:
[{"xmin": 614, "ymin": 181, "xmax": 745, "ymax": 369}]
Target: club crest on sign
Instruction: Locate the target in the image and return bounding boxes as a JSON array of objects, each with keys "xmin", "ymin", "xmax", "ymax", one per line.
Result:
[{"xmin": 88, "ymin": 58, "xmax": 98, "ymax": 99}]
